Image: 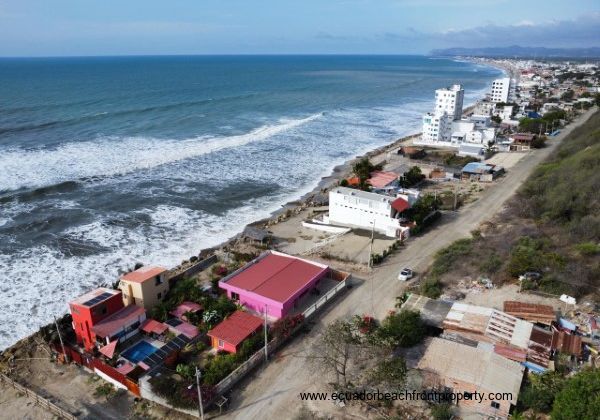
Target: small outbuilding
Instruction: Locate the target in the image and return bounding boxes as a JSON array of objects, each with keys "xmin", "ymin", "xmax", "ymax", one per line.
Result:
[
  {"xmin": 242, "ymin": 226, "xmax": 272, "ymax": 245},
  {"xmin": 207, "ymin": 310, "xmax": 263, "ymax": 353}
]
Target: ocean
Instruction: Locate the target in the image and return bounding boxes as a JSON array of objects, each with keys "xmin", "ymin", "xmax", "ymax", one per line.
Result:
[{"xmin": 0, "ymin": 55, "xmax": 501, "ymax": 349}]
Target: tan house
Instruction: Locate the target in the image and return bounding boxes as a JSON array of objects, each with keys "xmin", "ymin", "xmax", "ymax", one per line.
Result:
[
  {"xmin": 418, "ymin": 338, "xmax": 524, "ymax": 418},
  {"xmin": 119, "ymin": 266, "xmax": 169, "ymax": 311}
]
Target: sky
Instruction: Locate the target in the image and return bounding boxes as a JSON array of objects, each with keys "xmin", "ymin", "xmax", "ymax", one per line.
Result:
[{"xmin": 0, "ymin": 0, "xmax": 598, "ymax": 56}]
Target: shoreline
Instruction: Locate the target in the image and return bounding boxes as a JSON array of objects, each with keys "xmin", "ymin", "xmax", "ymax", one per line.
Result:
[{"xmin": 1, "ymin": 58, "xmax": 504, "ymax": 352}]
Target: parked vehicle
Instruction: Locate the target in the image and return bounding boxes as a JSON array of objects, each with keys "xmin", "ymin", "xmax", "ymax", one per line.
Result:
[
  {"xmin": 519, "ymin": 271, "xmax": 541, "ymax": 282},
  {"xmin": 398, "ymin": 268, "xmax": 414, "ymax": 281}
]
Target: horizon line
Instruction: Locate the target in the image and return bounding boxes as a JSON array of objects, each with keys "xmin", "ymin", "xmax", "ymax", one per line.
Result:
[{"xmin": 0, "ymin": 53, "xmax": 437, "ymax": 59}]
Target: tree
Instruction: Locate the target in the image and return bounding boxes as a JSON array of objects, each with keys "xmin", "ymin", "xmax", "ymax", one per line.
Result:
[
  {"xmin": 407, "ymin": 194, "xmax": 441, "ymax": 229},
  {"xmin": 369, "ymin": 357, "xmax": 407, "ymax": 389},
  {"xmin": 309, "ymin": 320, "xmax": 364, "ymax": 387},
  {"xmin": 518, "ymin": 371, "xmax": 566, "ymax": 413},
  {"xmin": 377, "ymin": 310, "xmax": 425, "ymax": 348},
  {"xmin": 351, "ymin": 157, "xmax": 382, "ymax": 190},
  {"xmin": 551, "ymin": 369, "xmax": 600, "ymax": 420},
  {"xmin": 491, "ymin": 115, "xmax": 502, "ymax": 124},
  {"xmin": 399, "ymin": 166, "xmax": 425, "ymax": 188},
  {"xmin": 560, "ymin": 90, "xmax": 575, "ymax": 101},
  {"xmin": 531, "ymin": 136, "xmax": 546, "ymax": 149},
  {"xmin": 352, "ymin": 157, "xmax": 375, "ymax": 181}
]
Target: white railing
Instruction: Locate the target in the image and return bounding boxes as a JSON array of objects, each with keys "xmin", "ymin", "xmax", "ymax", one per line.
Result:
[{"xmin": 302, "ymin": 276, "xmax": 349, "ymax": 319}]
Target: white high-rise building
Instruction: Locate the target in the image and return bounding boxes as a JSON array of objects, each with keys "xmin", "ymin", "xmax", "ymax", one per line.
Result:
[
  {"xmin": 421, "ymin": 84, "xmax": 464, "ymax": 144},
  {"xmin": 490, "ymin": 77, "xmax": 511, "ymax": 103},
  {"xmin": 434, "ymin": 84, "xmax": 464, "ymax": 119},
  {"xmin": 418, "ymin": 83, "xmax": 496, "ymax": 148}
]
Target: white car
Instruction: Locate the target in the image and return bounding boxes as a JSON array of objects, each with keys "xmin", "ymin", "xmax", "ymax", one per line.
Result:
[{"xmin": 398, "ymin": 268, "xmax": 414, "ymax": 281}]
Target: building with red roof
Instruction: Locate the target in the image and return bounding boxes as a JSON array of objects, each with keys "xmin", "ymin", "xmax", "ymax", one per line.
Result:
[
  {"xmin": 207, "ymin": 310, "xmax": 263, "ymax": 353},
  {"xmin": 170, "ymin": 301, "xmax": 203, "ymax": 322},
  {"xmin": 118, "ymin": 265, "xmax": 169, "ymax": 311},
  {"xmin": 368, "ymin": 170, "xmax": 399, "ymax": 189},
  {"xmin": 91, "ymin": 304, "xmax": 147, "ymax": 347},
  {"xmin": 141, "ymin": 319, "xmax": 169, "ymax": 337},
  {"xmin": 219, "ymin": 251, "xmax": 330, "ymax": 319}
]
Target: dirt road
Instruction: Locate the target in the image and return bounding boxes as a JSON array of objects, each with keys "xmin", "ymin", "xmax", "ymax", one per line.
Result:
[{"xmin": 224, "ymin": 108, "xmax": 598, "ymax": 419}]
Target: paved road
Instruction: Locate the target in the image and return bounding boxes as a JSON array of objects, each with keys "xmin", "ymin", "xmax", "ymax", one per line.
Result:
[{"xmin": 224, "ymin": 108, "xmax": 597, "ymax": 420}]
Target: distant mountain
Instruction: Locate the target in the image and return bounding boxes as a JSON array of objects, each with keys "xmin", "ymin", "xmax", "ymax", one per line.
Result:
[{"xmin": 430, "ymin": 45, "xmax": 600, "ymax": 59}]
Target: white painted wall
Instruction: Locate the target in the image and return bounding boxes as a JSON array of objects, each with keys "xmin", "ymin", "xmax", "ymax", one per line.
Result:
[{"xmin": 328, "ymin": 187, "xmax": 409, "ymax": 238}]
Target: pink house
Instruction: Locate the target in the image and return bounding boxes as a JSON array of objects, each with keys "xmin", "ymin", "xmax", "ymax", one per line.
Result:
[{"xmin": 219, "ymin": 251, "xmax": 329, "ymax": 319}]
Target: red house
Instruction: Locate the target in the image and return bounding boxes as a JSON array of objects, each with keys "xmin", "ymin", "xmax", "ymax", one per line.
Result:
[
  {"xmin": 207, "ymin": 310, "xmax": 263, "ymax": 353},
  {"xmin": 69, "ymin": 288, "xmax": 124, "ymax": 351}
]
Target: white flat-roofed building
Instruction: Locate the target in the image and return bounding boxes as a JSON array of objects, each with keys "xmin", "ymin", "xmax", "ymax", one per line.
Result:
[
  {"xmin": 420, "ymin": 84, "xmax": 464, "ymax": 145},
  {"xmin": 491, "ymin": 77, "xmax": 511, "ymax": 103},
  {"xmin": 434, "ymin": 84, "xmax": 464, "ymax": 119},
  {"xmin": 326, "ymin": 187, "xmax": 410, "ymax": 239}
]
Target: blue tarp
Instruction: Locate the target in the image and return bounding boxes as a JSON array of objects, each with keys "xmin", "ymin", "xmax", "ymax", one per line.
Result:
[
  {"xmin": 521, "ymin": 361, "xmax": 547, "ymax": 374},
  {"xmin": 462, "ymin": 162, "xmax": 494, "ymax": 174},
  {"xmin": 559, "ymin": 318, "xmax": 577, "ymax": 331}
]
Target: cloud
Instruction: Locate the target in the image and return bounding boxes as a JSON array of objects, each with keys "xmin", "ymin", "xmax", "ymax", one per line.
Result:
[{"xmin": 425, "ymin": 13, "xmax": 600, "ymax": 48}]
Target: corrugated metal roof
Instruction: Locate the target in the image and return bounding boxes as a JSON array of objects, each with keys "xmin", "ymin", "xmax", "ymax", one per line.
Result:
[
  {"xmin": 551, "ymin": 331, "xmax": 583, "ymax": 356},
  {"xmin": 503, "ymin": 301, "xmax": 555, "ymax": 324},
  {"xmin": 418, "ymin": 338, "xmax": 524, "ymax": 405}
]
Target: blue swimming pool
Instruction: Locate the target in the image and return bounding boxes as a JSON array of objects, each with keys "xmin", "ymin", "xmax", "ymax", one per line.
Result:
[{"xmin": 121, "ymin": 340, "xmax": 158, "ymax": 363}]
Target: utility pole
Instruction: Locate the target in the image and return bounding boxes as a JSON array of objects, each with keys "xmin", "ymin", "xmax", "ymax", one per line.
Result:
[
  {"xmin": 368, "ymin": 219, "xmax": 375, "ymax": 269},
  {"xmin": 54, "ymin": 316, "xmax": 69, "ymax": 363},
  {"xmin": 263, "ymin": 305, "xmax": 268, "ymax": 363},
  {"xmin": 195, "ymin": 367, "xmax": 204, "ymax": 420}
]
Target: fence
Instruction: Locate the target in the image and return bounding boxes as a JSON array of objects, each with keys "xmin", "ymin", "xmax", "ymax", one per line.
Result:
[
  {"xmin": 0, "ymin": 374, "xmax": 77, "ymax": 420},
  {"xmin": 53, "ymin": 343, "xmax": 141, "ymax": 396},
  {"xmin": 168, "ymin": 254, "xmax": 218, "ymax": 283},
  {"xmin": 302, "ymin": 275, "xmax": 350, "ymax": 319}
]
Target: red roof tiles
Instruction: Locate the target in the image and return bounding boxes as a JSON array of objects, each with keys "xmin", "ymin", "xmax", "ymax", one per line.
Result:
[
  {"xmin": 91, "ymin": 305, "xmax": 146, "ymax": 338},
  {"xmin": 368, "ymin": 171, "xmax": 398, "ymax": 188},
  {"xmin": 141, "ymin": 319, "xmax": 168, "ymax": 335},
  {"xmin": 121, "ymin": 266, "xmax": 167, "ymax": 283},
  {"xmin": 224, "ymin": 253, "xmax": 327, "ymax": 303},
  {"xmin": 207, "ymin": 310, "xmax": 263, "ymax": 347},
  {"xmin": 391, "ymin": 197, "xmax": 410, "ymax": 213}
]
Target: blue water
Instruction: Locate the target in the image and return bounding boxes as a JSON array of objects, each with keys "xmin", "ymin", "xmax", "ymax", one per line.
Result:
[
  {"xmin": 121, "ymin": 340, "xmax": 159, "ymax": 363},
  {"xmin": 0, "ymin": 55, "xmax": 501, "ymax": 348}
]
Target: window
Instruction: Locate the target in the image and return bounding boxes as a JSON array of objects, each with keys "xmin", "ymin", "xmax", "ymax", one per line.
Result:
[
  {"xmin": 491, "ymin": 401, "xmax": 500, "ymax": 409},
  {"xmin": 157, "ymin": 292, "xmax": 162, "ymax": 300},
  {"xmin": 155, "ymin": 275, "xmax": 163, "ymax": 286},
  {"xmin": 218, "ymin": 339, "xmax": 224, "ymax": 348},
  {"xmin": 232, "ymin": 292, "xmax": 240, "ymax": 301}
]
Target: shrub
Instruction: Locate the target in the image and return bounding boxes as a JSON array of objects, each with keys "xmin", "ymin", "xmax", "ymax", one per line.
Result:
[
  {"xmin": 519, "ymin": 371, "xmax": 566, "ymax": 413},
  {"xmin": 479, "ymin": 253, "xmax": 503, "ymax": 274},
  {"xmin": 575, "ymin": 242, "xmax": 600, "ymax": 256},
  {"xmin": 271, "ymin": 314, "xmax": 304, "ymax": 341},
  {"xmin": 202, "ymin": 353, "xmax": 239, "ymax": 385},
  {"xmin": 430, "ymin": 403, "xmax": 453, "ymax": 420},
  {"xmin": 369, "ymin": 356, "xmax": 407, "ymax": 388},
  {"xmin": 420, "ymin": 277, "xmax": 442, "ymax": 298},
  {"xmin": 377, "ymin": 310, "xmax": 424, "ymax": 348},
  {"xmin": 507, "ymin": 237, "xmax": 544, "ymax": 277},
  {"xmin": 94, "ymin": 383, "xmax": 115, "ymax": 399},
  {"xmin": 430, "ymin": 238, "xmax": 473, "ymax": 277},
  {"xmin": 551, "ymin": 369, "xmax": 600, "ymax": 419}
]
